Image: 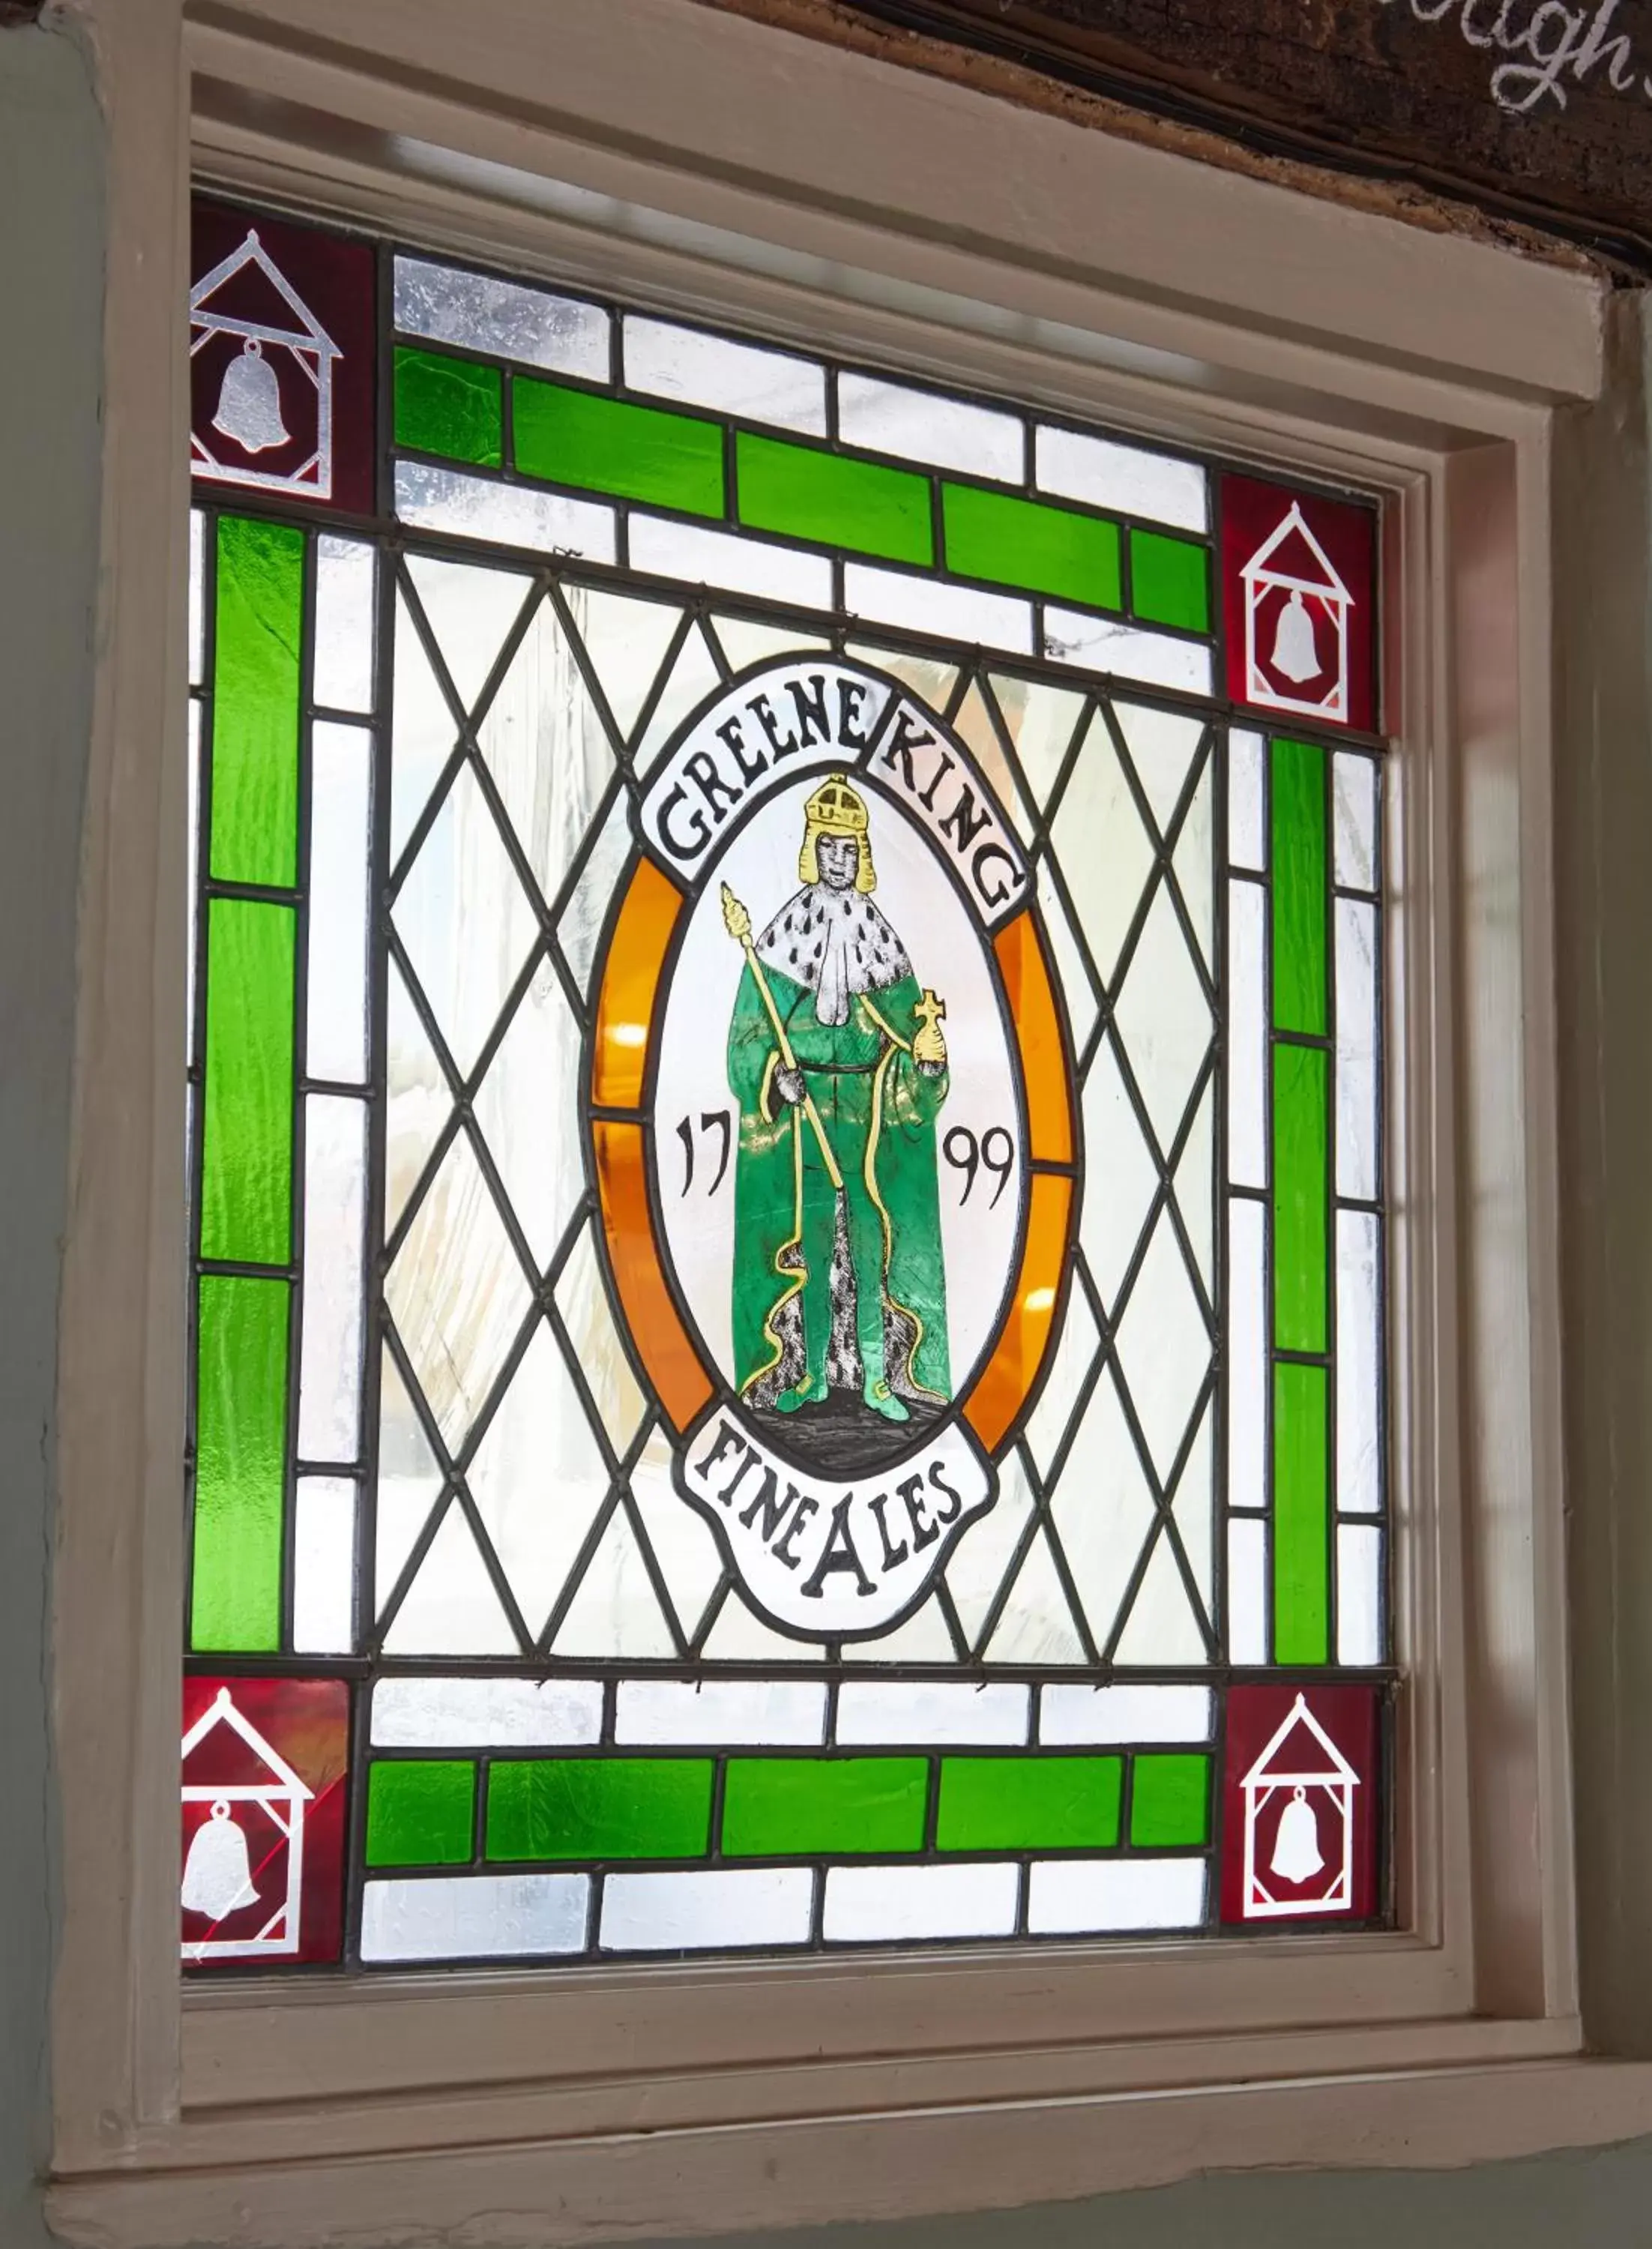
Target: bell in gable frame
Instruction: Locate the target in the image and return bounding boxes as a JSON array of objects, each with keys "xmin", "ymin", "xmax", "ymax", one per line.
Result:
[
  {"xmin": 213, "ymin": 336, "xmax": 290, "ymax": 456},
  {"xmin": 181, "ymin": 1798, "xmax": 260, "ymax": 1920},
  {"xmin": 1270, "ymin": 1784, "xmax": 1325, "ymax": 1884},
  {"xmin": 1270, "ymin": 586, "xmax": 1321, "ymax": 684}
]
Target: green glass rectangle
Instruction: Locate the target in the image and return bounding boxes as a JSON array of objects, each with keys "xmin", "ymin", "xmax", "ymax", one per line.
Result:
[
  {"xmin": 190, "ymin": 1274, "xmax": 289, "ymax": 1652},
  {"xmin": 722, "ymin": 1757, "xmax": 927, "ymax": 1857},
  {"xmin": 485, "ymin": 1757, "xmax": 713, "ymax": 1862},
  {"xmin": 210, "ymin": 514, "xmax": 304, "ymax": 888},
  {"xmin": 512, "ymin": 378, "xmax": 723, "ymax": 515},
  {"xmin": 1274, "ymin": 1361, "xmax": 1330, "ymax": 1664},
  {"xmin": 1273, "ymin": 1041, "xmax": 1329, "ymax": 1354},
  {"xmin": 199, "ymin": 897, "xmax": 296, "ymax": 1265},
  {"xmin": 1130, "ymin": 527, "xmax": 1209, "ymax": 633},
  {"xmin": 367, "ymin": 1760, "xmax": 477, "ymax": 1867},
  {"xmin": 739, "ymin": 433, "xmax": 932, "ymax": 564},
  {"xmin": 1130, "ymin": 1753, "xmax": 1211, "ymax": 1846},
  {"xmin": 936, "ymin": 1755, "xmax": 1122, "ymax": 1852},
  {"xmin": 1270, "ymin": 735, "xmax": 1328, "ymax": 1035},
  {"xmin": 941, "ymin": 482, "xmax": 1119, "ymax": 608},
  {"xmin": 394, "ymin": 345, "xmax": 503, "ymax": 467}
]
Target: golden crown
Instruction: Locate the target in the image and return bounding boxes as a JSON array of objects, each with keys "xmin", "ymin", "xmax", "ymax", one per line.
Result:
[{"xmin": 803, "ymin": 773, "xmax": 869, "ymax": 837}]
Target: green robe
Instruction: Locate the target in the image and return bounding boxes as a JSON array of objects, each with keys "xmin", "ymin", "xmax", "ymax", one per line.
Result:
[{"xmin": 727, "ymin": 960, "xmax": 951, "ymax": 1409}]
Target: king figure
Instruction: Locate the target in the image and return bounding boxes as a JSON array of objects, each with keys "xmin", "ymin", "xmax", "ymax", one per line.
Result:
[{"xmin": 725, "ymin": 775, "xmax": 952, "ymax": 1429}]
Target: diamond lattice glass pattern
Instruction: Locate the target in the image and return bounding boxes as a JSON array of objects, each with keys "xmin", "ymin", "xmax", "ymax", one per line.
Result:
[{"xmin": 183, "ymin": 205, "xmax": 1390, "ymax": 1970}]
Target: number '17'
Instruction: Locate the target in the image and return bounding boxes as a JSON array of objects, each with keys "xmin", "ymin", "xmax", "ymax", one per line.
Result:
[{"xmin": 675, "ymin": 1111, "xmax": 732, "ymax": 1197}]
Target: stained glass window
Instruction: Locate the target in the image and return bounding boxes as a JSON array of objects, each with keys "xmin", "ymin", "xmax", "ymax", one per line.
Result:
[{"xmin": 182, "ymin": 195, "xmax": 1390, "ymax": 1970}]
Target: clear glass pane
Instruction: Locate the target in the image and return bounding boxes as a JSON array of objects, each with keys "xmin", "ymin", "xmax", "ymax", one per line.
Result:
[
  {"xmin": 1333, "ymin": 748, "xmax": 1378, "ymax": 890},
  {"xmin": 297, "ymin": 1093, "xmax": 367, "ymax": 1463},
  {"xmin": 1336, "ymin": 894, "xmax": 1379, "ymax": 1203},
  {"xmin": 313, "ymin": 538, "xmax": 376, "ymax": 713},
  {"xmin": 363, "ymin": 1873, "xmax": 590, "ymax": 1962},
  {"xmin": 601, "ymin": 1869, "xmax": 814, "ymax": 1951},
  {"xmin": 1035, "ymin": 424, "xmax": 1209, "ymax": 533},
  {"xmin": 1045, "ymin": 609, "xmax": 1212, "ymax": 695},
  {"xmin": 628, "ymin": 515, "xmax": 833, "ymax": 608},
  {"xmin": 372, "ymin": 1676, "xmax": 603, "ymax": 1747},
  {"xmin": 624, "ymin": 314, "xmax": 826, "ymax": 433},
  {"xmin": 1336, "ymin": 1522, "xmax": 1384, "ymax": 1667},
  {"xmin": 394, "ymin": 253, "xmax": 610, "ymax": 380},
  {"xmin": 839, "ymin": 372, "xmax": 1023, "ymax": 480},
  {"xmin": 1228, "ymin": 726, "xmax": 1267, "ymax": 872},
  {"xmin": 292, "ymin": 1475, "xmax": 356, "ymax": 1654},
  {"xmin": 844, "ymin": 562, "xmax": 1033, "ymax": 653},
  {"xmin": 1226, "ymin": 879, "xmax": 1267, "ymax": 1190},
  {"xmin": 823, "ymin": 1863, "xmax": 1018, "ymax": 1942},
  {"xmin": 395, "ymin": 460, "xmax": 617, "ymax": 562},
  {"xmin": 1228, "ymin": 1196, "xmax": 1267, "ymax": 1514},
  {"xmin": 1028, "ymin": 1858, "xmax": 1206, "ymax": 1933},
  {"xmin": 306, "ymin": 723, "xmax": 372, "ymax": 1084},
  {"xmin": 1336, "ymin": 1207, "xmax": 1383, "ymax": 1515}
]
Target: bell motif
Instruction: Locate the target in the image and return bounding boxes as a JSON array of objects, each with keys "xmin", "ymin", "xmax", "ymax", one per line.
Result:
[
  {"xmin": 1270, "ymin": 1785, "xmax": 1324, "ymax": 1884},
  {"xmin": 1270, "ymin": 587, "xmax": 1321, "ymax": 683},
  {"xmin": 181, "ymin": 1798, "xmax": 260, "ymax": 1919},
  {"xmin": 213, "ymin": 337, "xmax": 289, "ymax": 455}
]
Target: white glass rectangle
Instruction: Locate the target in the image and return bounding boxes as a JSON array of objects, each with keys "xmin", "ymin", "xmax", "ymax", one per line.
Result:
[
  {"xmin": 1228, "ymin": 727, "xmax": 1267, "ymax": 872},
  {"xmin": 615, "ymin": 1679, "xmax": 827, "ymax": 1746},
  {"xmin": 1034, "ymin": 426, "xmax": 1208, "ymax": 533},
  {"xmin": 1337, "ymin": 1522, "xmax": 1384, "ymax": 1667},
  {"xmin": 394, "ymin": 460, "xmax": 617, "ymax": 564},
  {"xmin": 292, "ymin": 1475, "xmax": 356, "ymax": 1655},
  {"xmin": 834, "ymin": 1682, "xmax": 1029, "ymax": 1746},
  {"xmin": 1336, "ymin": 1207, "xmax": 1382, "ymax": 1515},
  {"xmin": 1227, "ymin": 1516, "xmax": 1267, "ymax": 1664},
  {"xmin": 1333, "ymin": 750, "xmax": 1378, "ymax": 891},
  {"xmin": 306, "ymin": 722, "xmax": 372, "ymax": 1085},
  {"xmin": 1028, "ymin": 1857, "xmax": 1207, "ymax": 1934},
  {"xmin": 1229, "ymin": 1196, "xmax": 1267, "ymax": 1514},
  {"xmin": 600, "ymin": 1868, "xmax": 814, "ymax": 1952},
  {"xmin": 394, "ymin": 254, "xmax": 609, "ymax": 381},
  {"xmin": 313, "ymin": 538, "xmax": 376, "ymax": 714},
  {"xmin": 630, "ymin": 515, "xmax": 833, "ymax": 609},
  {"xmin": 1335, "ymin": 896, "xmax": 1379, "ymax": 1202},
  {"xmin": 297, "ymin": 1095, "xmax": 367, "ymax": 1464},
  {"xmin": 188, "ymin": 508, "xmax": 205, "ymax": 686},
  {"xmin": 838, "ymin": 372, "xmax": 1023, "ymax": 481},
  {"xmin": 362, "ymin": 1873, "xmax": 589, "ymax": 1962},
  {"xmin": 1039, "ymin": 1685, "xmax": 1214, "ymax": 1745},
  {"xmin": 623, "ymin": 315, "xmax": 825, "ymax": 434},
  {"xmin": 1043, "ymin": 609, "xmax": 1212, "ymax": 696},
  {"xmin": 1227, "ymin": 880, "xmax": 1267, "ymax": 1189},
  {"xmin": 845, "ymin": 562, "xmax": 1033, "ymax": 654},
  {"xmin": 371, "ymin": 1676, "xmax": 603, "ymax": 1747},
  {"xmin": 824, "ymin": 1862, "xmax": 1019, "ymax": 1943}
]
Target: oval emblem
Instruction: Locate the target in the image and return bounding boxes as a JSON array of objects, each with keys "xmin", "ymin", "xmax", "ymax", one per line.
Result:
[{"xmin": 589, "ymin": 657, "xmax": 1078, "ymax": 1637}]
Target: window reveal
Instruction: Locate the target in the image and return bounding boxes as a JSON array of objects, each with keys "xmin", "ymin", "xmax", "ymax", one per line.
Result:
[{"xmin": 182, "ymin": 194, "xmax": 1390, "ymax": 1969}]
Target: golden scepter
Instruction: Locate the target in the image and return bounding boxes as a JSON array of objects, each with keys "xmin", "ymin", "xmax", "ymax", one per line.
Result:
[{"xmin": 720, "ymin": 882, "xmax": 844, "ymax": 1190}]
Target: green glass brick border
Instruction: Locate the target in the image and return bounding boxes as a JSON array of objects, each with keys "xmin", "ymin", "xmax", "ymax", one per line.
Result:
[
  {"xmin": 190, "ymin": 1273, "xmax": 289, "ymax": 1653},
  {"xmin": 187, "ymin": 511, "xmax": 310, "ymax": 1659},
  {"xmin": 358, "ymin": 1750, "xmax": 1214, "ymax": 1870},
  {"xmin": 385, "ymin": 338, "xmax": 1219, "ymax": 642},
  {"xmin": 1267, "ymin": 735, "xmax": 1335, "ymax": 1668}
]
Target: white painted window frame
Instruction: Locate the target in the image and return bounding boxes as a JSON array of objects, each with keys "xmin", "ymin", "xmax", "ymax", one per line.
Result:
[{"xmin": 49, "ymin": 0, "xmax": 1652, "ymax": 2239}]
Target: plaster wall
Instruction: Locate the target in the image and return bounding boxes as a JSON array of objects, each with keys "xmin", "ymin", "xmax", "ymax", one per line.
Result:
[{"xmin": 8, "ymin": 10, "xmax": 1652, "ymax": 2245}]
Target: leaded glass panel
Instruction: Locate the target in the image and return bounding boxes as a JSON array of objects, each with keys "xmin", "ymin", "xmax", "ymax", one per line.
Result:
[{"xmin": 182, "ymin": 196, "xmax": 1391, "ymax": 1969}]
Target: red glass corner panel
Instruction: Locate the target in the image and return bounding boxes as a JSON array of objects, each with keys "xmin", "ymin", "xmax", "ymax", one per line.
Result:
[
  {"xmin": 190, "ymin": 199, "xmax": 376, "ymax": 517},
  {"xmin": 181, "ymin": 1675, "xmax": 350, "ymax": 1968},
  {"xmin": 1220, "ymin": 474, "xmax": 1377, "ymax": 734},
  {"xmin": 1220, "ymin": 1682, "xmax": 1381, "ymax": 1926}
]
